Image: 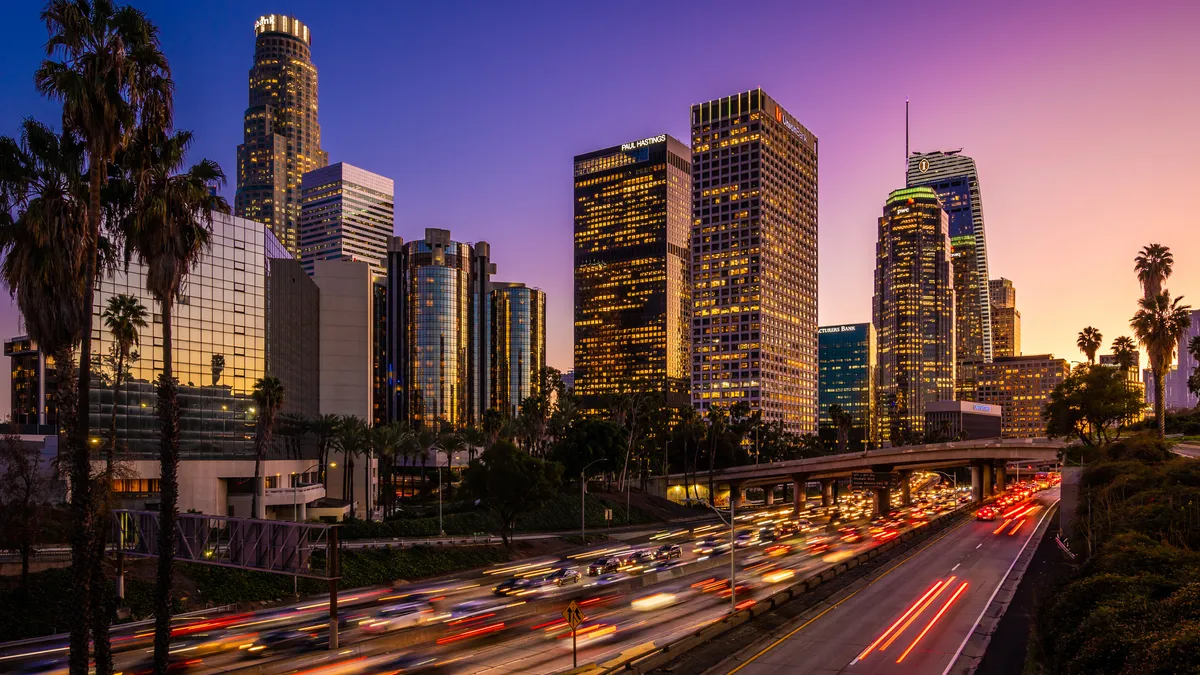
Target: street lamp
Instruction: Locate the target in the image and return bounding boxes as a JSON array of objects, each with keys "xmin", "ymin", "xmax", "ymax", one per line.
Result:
[
  {"xmin": 931, "ymin": 470, "xmax": 957, "ymax": 491},
  {"xmin": 434, "ymin": 446, "xmax": 447, "ymax": 536},
  {"xmin": 581, "ymin": 459, "xmax": 608, "ymax": 543},
  {"xmin": 701, "ymin": 496, "xmax": 738, "ymax": 612}
]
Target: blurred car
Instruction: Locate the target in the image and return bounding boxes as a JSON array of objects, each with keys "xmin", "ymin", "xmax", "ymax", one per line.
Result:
[
  {"xmin": 976, "ymin": 507, "xmax": 997, "ymax": 522},
  {"xmin": 493, "ymin": 576, "xmax": 531, "ymax": 596},
  {"xmin": 587, "ymin": 557, "xmax": 621, "ymax": 576},
  {"xmin": 586, "ymin": 572, "xmax": 626, "ymax": 587},
  {"xmin": 623, "ymin": 550, "xmax": 656, "ymax": 570},
  {"xmin": 693, "ymin": 538, "xmax": 731, "ymax": 556},
  {"xmin": 544, "ymin": 567, "xmax": 582, "ymax": 587},
  {"xmin": 655, "ymin": 543, "xmax": 682, "ymax": 560},
  {"xmin": 360, "ymin": 602, "xmax": 431, "ymax": 633},
  {"xmin": 806, "ymin": 537, "xmax": 830, "ymax": 556},
  {"xmin": 734, "ymin": 531, "xmax": 758, "ymax": 548},
  {"xmin": 243, "ymin": 629, "xmax": 322, "ymax": 658},
  {"xmin": 122, "ymin": 656, "xmax": 205, "ymax": 673}
]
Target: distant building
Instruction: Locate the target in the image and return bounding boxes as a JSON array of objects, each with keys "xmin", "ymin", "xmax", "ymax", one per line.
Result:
[
  {"xmin": 299, "ymin": 163, "xmax": 394, "ymax": 280},
  {"xmin": 989, "ymin": 278, "xmax": 1020, "ymax": 359},
  {"xmin": 235, "ymin": 14, "xmax": 328, "ymax": 255},
  {"xmin": 691, "ymin": 89, "xmax": 819, "ymax": 433},
  {"xmin": 490, "ymin": 283, "xmax": 547, "ymax": 417},
  {"xmin": 3, "ymin": 337, "xmax": 57, "ymax": 433},
  {"xmin": 572, "ymin": 134, "xmax": 691, "ymax": 410},
  {"xmin": 1143, "ymin": 309, "xmax": 1200, "ymax": 411},
  {"xmin": 873, "ymin": 187, "xmax": 956, "ymax": 441},
  {"xmin": 924, "ymin": 400, "xmax": 1002, "ymax": 441},
  {"xmin": 976, "ymin": 355, "xmax": 1071, "ymax": 438},
  {"xmin": 560, "ymin": 369, "xmax": 574, "ymax": 391},
  {"xmin": 817, "ymin": 323, "xmax": 877, "ymax": 450}
]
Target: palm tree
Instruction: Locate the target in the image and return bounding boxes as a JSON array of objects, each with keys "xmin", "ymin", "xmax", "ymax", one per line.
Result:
[
  {"xmin": 370, "ymin": 423, "xmax": 411, "ymax": 518},
  {"xmin": 438, "ymin": 429, "xmax": 466, "ymax": 500},
  {"xmin": 1187, "ymin": 335, "xmax": 1200, "ymax": 403},
  {"xmin": 1110, "ymin": 336, "xmax": 1138, "ymax": 374},
  {"xmin": 673, "ymin": 406, "xmax": 703, "ymax": 502},
  {"xmin": 1132, "ymin": 293, "xmax": 1193, "ymax": 438},
  {"xmin": 308, "ymin": 414, "xmax": 340, "ymax": 488},
  {"xmin": 250, "ymin": 377, "xmax": 285, "ymax": 519},
  {"xmin": 335, "ymin": 417, "xmax": 368, "ymax": 517},
  {"xmin": 100, "ymin": 294, "xmax": 146, "ymax": 464},
  {"xmin": 0, "ymin": 118, "xmax": 92, "ymax": 672},
  {"xmin": 1134, "ymin": 244, "xmax": 1173, "ymax": 300},
  {"xmin": 122, "ymin": 128, "xmax": 226, "ymax": 669},
  {"xmin": 1076, "ymin": 326, "xmax": 1103, "ymax": 365},
  {"xmin": 36, "ymin": 6, "xmax": 171, "ymax": 668},
  {"xmin": 705, "ymin": 405, "xmax": 728, "ymax": 502},
  {"xmin": 210, "ymin": 353, "xmax": 225, "ymax": 387}
]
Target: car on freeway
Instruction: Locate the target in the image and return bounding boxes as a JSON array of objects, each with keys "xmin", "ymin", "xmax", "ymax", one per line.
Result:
[
  {"xmin": 587, "ymin": 557, "xmax": 621, "ymax": 576},
  {"xmin": 655, "ymin": 543, "xmax": 683, "ymax": 560},
  {"xmin": 623, "ymin": 550, "xmax": 656, "ymax": 569},
  {"xmin": 360, "ymin": 602, "xmax": 431, "ymax": 633},
  {"xmin": 585, "ymin": 572, "xmax": 626, "ymax": 587},
  {"xmin": 734, "ymin": 531, "xmax": 758, "ymax": 548},
  {"xmin": 449, "ymin": 599, "xmax": 508, "ymax": 620},
  {"xmin": 243, "ymin": 629, "xmax": 324, "ymax": 657},
  {"xmin": 493, "ymin": 576, "xmax": 532, "ymax": 596},
  {"xmin": 693, "ymin": 537, "xmax": 731, "ymax": 556},
  {"xmin": 976, "ymin": 506, "xmax": 997, "ymax": 521},
  {"xmin": 544, "ymin": 567, "xmax": 582, "ymax": 586}
]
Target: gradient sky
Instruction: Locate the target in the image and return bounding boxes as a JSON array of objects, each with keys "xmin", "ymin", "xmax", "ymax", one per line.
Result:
[{"xmin": 2, "ymin": 0, "xmax": 1198, "ymax": 415}]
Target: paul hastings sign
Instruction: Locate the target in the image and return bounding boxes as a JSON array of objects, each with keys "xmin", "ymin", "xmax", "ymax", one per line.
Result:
[{"xmin": 621, "ymin": 134, "xmax": 667, "ymax": 151}]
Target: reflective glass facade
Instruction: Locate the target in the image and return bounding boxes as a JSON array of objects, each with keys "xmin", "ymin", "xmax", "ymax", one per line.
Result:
[
  {"xmin": 691, "ymin": 89, "xmax": 819, "ymax": 433},
  {"xmin": 873, "ymin": 187, "xmax": 956, "ymax": 440},
  {"xmin": 4, "ymin": 336, "xmax": 56, "ymax": 430},
  {"xmin": 573, "ymin": 135, "xmax": 691, "ymax": 409},
  {"xmin": 490, "ymin": 283, "xmax": 546, "ymax": 417},
  {"xmin": 236, "ymin": 14, "xmax": 328, "ymax": 256},
  {"xmin": 817, "ymin": 324, "xmax": 877, "ymax": 450},
  {"xmin": 87, "ymin": 213, "xmax": 289, "ymax": 457},
  {"xmin": 299, "ymin": 162, "xmax": 394, "ymax": 280}
]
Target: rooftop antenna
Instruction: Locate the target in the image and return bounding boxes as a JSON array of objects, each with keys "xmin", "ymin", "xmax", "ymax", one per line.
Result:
[{"xmin": 905, "ymin": 97, "xmax": 910, "ymax": 169}]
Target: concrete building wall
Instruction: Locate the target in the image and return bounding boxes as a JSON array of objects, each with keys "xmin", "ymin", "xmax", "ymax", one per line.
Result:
[{"xmin": 268, "ymin": 257, "xmax": 320, "ymax": 418}]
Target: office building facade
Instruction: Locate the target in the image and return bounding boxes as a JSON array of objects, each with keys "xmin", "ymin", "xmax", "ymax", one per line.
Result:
[
  {"xmin": 299, "ymin": 163, "xmax": 394, "ymax": 280},
  {"xmin": 989, "ymin": 278, "xmax": 1021, "ymax": 358},
  {"xmin": 923, "ymin": 400, "xmax": 1002, "ymax": 441},
  {"xmin": 266, "ymin": 257, "xmax": 320, "ymax": 418},
  {"xmin": 573, "ymin": 134, "xmax": 691, "ymax": 409},
  {"xmin": 4, "ymin": 337, "xmax": 57, "ymax": 432},
  {"xmin": 490, "ymin": 283, "xmax": 547, "ymax": 417},
  {"xmin": 385, "ymin": 230, "xmax": 494, "ymax": 429},
  {"xmin": 873, "ymin": 187, "xmax": 956, "ymax": 441},
  {"xmin": 691, "ymin": 89, "xmax": 819, "ymax": 432},
  {"xmin": 907, "ymin": 152, "xmax": 993, "ymax": 390},
  {"xmin": 817, "ymin": 323, "xmax": 877, "ymax": 450},
  {"xmin": 1142, "ymin": 309, "xmax": 1200, "ymax": 411},
  {"xmin": 976, "ymin": 354, "xmax": 1070, "ymax": 438},
  {"xmin": 236, "ymin": 14, "xmax": 328, "ymax": 256}
]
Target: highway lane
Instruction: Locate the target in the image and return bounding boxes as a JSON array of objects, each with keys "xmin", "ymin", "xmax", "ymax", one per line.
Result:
[{"xmin": 716, "ymin": 487, "xmax": 1059, "ymax": 675}]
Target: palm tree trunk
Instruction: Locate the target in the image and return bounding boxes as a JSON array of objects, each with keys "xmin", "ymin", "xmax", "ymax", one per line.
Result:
[
  {"xmin": 363, "ymin": 451, "xmax": 371, "ymax": 522},
  {"xmin": 68, "ymin": 161, "xmax": 104, "ymax": 675},
  {"xmin": 1155, "ymin": 364, "xmax": 1167, "ymax": 439},
  {"xmin": 153, "ymin": 300, "xmax": 181, "ymax": 673},
  {"xmin": 251, "ymin": 450, "xmax": 263, "ymax": 519},
  {"xmin": 92, "ymin": 352, "xmax": 123, "ymax": 675}
]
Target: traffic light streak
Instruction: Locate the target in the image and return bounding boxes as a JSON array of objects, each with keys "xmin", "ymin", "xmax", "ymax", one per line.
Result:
[
  {"xmin": 853, "ymin": 579, "xmax": 946, "ymax": 662},
  {"xmin": 896, "ymin": 581, "xmax": 970, "ymax": 663}
]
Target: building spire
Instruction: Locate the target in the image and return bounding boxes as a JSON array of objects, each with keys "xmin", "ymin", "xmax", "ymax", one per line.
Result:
[{"xmin": 905, "ymin": 97, "xmax": 910, "ymax": 170}]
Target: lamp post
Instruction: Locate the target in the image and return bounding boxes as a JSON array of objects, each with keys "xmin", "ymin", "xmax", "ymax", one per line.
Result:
[
  {"xmin": 702, "ymin": 497, "xmax": 737, "ymax": 612},
  {"xmin": 581, "ymin": 459, "xmax": 608, "ymax": 543},
  {"xmin": 932, "ymin": 470, "xmax": 957, "ymax": 491}
]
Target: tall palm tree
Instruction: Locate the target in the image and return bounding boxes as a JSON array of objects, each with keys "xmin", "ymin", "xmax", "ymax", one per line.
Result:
[
  {"xmin": 210, "ymin": 353, "xmax": 225, "ymax": 387},
  {"xmin": 100, "ymin": 294, "xmax": 146, "ymax": 464},
  {"xmin": 706, "ymin": 405, "xmax": 728, "ymax": 502},
  {"xmin": 335, "ymin": 416, "xmax": 368, "ymax": 517},
  {"xmin": 1110, "ymin": 336, "xmax": 1138, "ymax": 374},
  {"xmin": 250, "ymin": 377, "xmax": 285, "ymax": 519},
  {"xmin": 1134, "ymin": 244, "xmax": 1173, "ymax": 301},
  {"xmin": 1132, "ymin": 293, "xmax": 1193, "ymax": 439},
  {"xmin": 36, "ymin": 5, "xmax": 171, "ymax": 668},
  {"xmin": 438, "ymin": 429, "xmax": 466, "ymax": 500},
  {"xmin": 308, "ymin": 414, "xmax": 340, "ymax": 488},
  {"xmin": 370, "ymin": 423, "xmax": 411, "ymax": 519},
  {"xmin": 122, "ymin": 128, "xmax": 226, "ymax": 669},
  {"xmin": 1076, "ymin": 326, "xmax": 1103, "ymax": 365}
]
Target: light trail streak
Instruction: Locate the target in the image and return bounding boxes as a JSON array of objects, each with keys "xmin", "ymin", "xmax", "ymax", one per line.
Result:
[{"xmin": 896, "ymin": 581, "xmax": 969, "ymax": 663}]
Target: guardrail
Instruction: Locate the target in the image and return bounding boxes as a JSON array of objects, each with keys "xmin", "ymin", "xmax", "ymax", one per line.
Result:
[{"xmin": 0, "ymin": 605, "xmax": 238, "ymax": 649}]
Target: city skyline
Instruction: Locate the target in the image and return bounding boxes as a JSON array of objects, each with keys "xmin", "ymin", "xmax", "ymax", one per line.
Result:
[{"xmin": 2, "ymin": 1, "xmax": 1198, "ymax": 418}]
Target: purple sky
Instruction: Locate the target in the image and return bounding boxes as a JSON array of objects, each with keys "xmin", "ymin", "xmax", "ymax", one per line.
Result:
[{"xmin": 3, "ymin": 0, "xmax": 1199, "ymax": 415}]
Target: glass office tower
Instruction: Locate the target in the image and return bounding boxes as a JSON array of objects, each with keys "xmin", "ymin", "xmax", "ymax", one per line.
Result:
[
  {"xmin": 299, "ymin": 162, "xmax": 394, "ymax": 280},
  {"xmin": 691, "ymin": 89, "xmax": 819, "ymax": 433},
  {"xmin": 573, "ymin": 134, "xmax": 692, "ymax": 409},
  {"xmin": 873, "ymin": 187, "xmax": 956, "ymax": 442},
  {"xmin": 817, "ymin": 323, "xmax": 877, "ymax": 450},
  {"xmin": 490, "ymin": 283, "xmax": 547, "ymax": 417}
]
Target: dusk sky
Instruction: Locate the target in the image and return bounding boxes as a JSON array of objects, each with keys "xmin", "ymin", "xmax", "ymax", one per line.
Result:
[{"xmin": 2, "ymin": 0, "xmax": 1198, "ymax": 413}]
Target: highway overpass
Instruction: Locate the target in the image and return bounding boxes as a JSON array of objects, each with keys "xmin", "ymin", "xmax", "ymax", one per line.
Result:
[{"xmin": 646, "ymin": 438, "xmax": 1066, "ymax": 513}]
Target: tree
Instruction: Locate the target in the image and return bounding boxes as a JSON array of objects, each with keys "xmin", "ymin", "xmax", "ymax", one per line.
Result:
[
  {"xmin": 1132, "ymin": 293, "xmax": 1193, "ymax": 439},
  {"xmin": 1134, "ymin": 243, "xmax": 1173, "ymax": 301},
  {"xmin": 612, "ymin": 387, "xmax": 659, "ymax": 492},
  {"xmin": 705, "ymin": 405, "xmax": 729, "ymax": 499},
  {"xmin": 122, "ymin": 126, "xmax": 226, "ymax": 670},
  {"xmin": 1110, "ymin": 336, "xmax": 1138, "ymax": 374},
  {"xmin": 0, "ymin": 433, "xmax": 48, "ymax": 592},
  {"xmin": 1044, "ymin": 365, "xmax": 1148, "ymax": 446},
  {"xmin": 36, "ymin": 3, "xmax": 172, "ymax": 668},
  {"xmin": 335, "ymin": 416, "xmax": 369, "ymax": 518},
  {"xmin": 250, "ymin": 377, "xmax": 284, "ymax": 519},
  {"xmin": 828, "ymin": 404, "xmax": 853, "ymax": 453},
  {"xmin": 369, "ymin": 423, "xmax": 411, "ymax": 519},
  {"xmin": 462, "ymin": 440, "xmax": 562, "ymax": 546},
  {"xmin": 308, "ymin": 414, "xmax": 340, "ymax": 488},
  {"xmin": 1077, "ymin": 326, "xmax": 1103, "ymax": 365},
  {"xmin": 481, "ymin": 408, "xmax": 504, "ymax": 449},
  {"xmin": 210, "ymin": 353, "xmax": 224, "ymax": 387},
  {"xmin": 552, "ymin": 418, "xmax": 623, "ymax": 478},
  {"xmin": 1187, "ymin": 335, "xmax": 1200, "ymax": 403},
  {"xmin": 100, "ymin": 295, "xmax": 146, "ymax": 463},
  {"xmin": 438, "ymin": 429, "xmax": 466, "ymax": 501}
]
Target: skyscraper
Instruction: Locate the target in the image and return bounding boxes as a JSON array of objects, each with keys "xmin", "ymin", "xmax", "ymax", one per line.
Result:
[
  {"xmin": 817, "ymin": 323, "xmax": 877, "ymax": 450},
  {"xmin": 573, "ymin": 134, "xmax": 691, "ymax": 409},
  {"xmin": 976, "ymin": 355, "xmax": 1070, "ymax": 438},
  {"xmin": 385, "ymin": 230, "xmax": 494, "ymax": 429},
  {"xmin": 299, "ymin": 163, "xmax": 394, "ymax": 280},
  {"xmin": 873, "ymin": 187, "xmax": 956, "ymax": 441},
  {"xmin": 236, "ymin": 14, "xmax": 328, "ymax": 256},
  {"xmin": 490, "ymin": 283, "xmax": 547, "ymax": 417},
  {"xmin": 907, "ymin": 151, "xmax": 992, "ymax": 386},
  {"xmin": 691, "ymin": 89, "xmax": 819, "ymax": 432},
  {"xmin": 989, "ymin": 278, "xmax": 1021, "ymax": 358}
]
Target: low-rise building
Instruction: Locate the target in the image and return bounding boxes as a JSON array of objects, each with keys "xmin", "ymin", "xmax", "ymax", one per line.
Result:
[{"xmin": 923, "ymin": 400, "xmax": 1002, "ymax": 441}]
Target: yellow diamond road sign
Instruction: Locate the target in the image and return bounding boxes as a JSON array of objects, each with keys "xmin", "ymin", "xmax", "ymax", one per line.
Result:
[{"xmin": 563, "ymin": 600, "xmax": 585, "ymax": 629}]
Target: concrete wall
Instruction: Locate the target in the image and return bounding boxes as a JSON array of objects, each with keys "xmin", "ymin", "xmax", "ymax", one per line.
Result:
[{"xmin": 314, "ymin": 259, "xmax": 374, "ymax": 421}]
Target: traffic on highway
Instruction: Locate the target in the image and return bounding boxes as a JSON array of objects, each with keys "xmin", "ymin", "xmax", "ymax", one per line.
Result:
[{"xmin": 0, "ymin": 472, "xmax": 1003, "ymax": 675}]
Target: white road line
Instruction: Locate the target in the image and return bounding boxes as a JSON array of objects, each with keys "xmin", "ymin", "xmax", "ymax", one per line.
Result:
[
  {"xmin": 951, "ymin": 563, "xmax": 960, "ymax": 571},
  {"xmin": 975, "ymin": 543, "xmax": 982, "ymax": 549},
  {"xmin": 940, "ymin": 498, "xmax": 1059, "ymax": 675}
]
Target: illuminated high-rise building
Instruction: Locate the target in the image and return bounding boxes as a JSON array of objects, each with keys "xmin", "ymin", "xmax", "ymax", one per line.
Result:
[
  {"xmin": 989, "ymin": 278, "xmax": 1020, "ymax": 358},
  {"xmin": 299, "ymin": 163, "xmax": 394, "ymax": 280},
  {"xmin": 490, "ymin": 283, "xmax": 546, "ymax": 417},
  {"xmin": 873, "ymin": 187, "xmax": 956, "ymax": 441},
  {"xmin": 691, "ymin": 89, "xmax": 819, "ymax": 432},
  {"xmin": 976, "ymin": 355, "xmax": 1070, "ymax": 438},
  {"xmin": 573, "ymin": 134, "xmax": 691, "ymax": 409},
  {"xmin": 384, "ymin": 230, "xmax": 494, "ymax": 429},
  {"xmin": 817, "ymin": 323, "xmax": 877, "ymax": 450},
  {"xmin": 236, "ymin": 14, "xmax": 328, "ymax": 256},
  {"xmin": 907, "ymin": 151, "xmax": 992, "ymax": 391}
]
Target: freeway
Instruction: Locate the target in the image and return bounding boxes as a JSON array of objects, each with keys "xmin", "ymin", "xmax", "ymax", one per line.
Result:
[
  {"xmin": 707, "ymin": 485, "xmax": 1060, "ymax": 675},
  {"xmin": 1172, "ymin": 443, "xmax": 1200, "ymax": 459}
]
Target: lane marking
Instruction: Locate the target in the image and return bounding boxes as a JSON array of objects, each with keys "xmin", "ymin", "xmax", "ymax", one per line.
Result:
[
  {"xmin": 950, "ymin": 563, "xmax": 960, "ymax": 572},
  {"xmin": 939, "ymin": 498, "xmax": 1059, "ymax": 675},
  {"xmin": 725, "ymin": 515, "xmax": 974, "ymax": 675},
  {"xmin": 975, "ymin": 543, "xmax": 982, "ymax": 549}
]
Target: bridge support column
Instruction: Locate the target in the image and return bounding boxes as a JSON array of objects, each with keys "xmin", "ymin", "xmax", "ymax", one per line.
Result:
[
  {"xmin": 900, "ymin": 469, "xmax": 913, "ymax": 507},
  {"xmin": 821, "ymin": 479, "xmax": 834, "ymax": 507},
  {"xmin": 765, "ymin": 486, "xmax": 775, "ymax": 506},
  {"xmin": 729, "ymin": 482, "xmax": 744, "ymax": 509},
  {"xmin": 971, "ymin": 464, "xmax": 984, "ymax": 502},
  {"xmin": 832, "ymin": 480, "xmax": 841, "ymax": 504},
  {"xmin": 792, "ymin": 474, "xmax": 808, "ymax": 515},
  {"xmin": 995, "ymin": 463, "xmax": 1007, "ymax": 493},
  {"xmin": 872, "ymin": 487, "xmax": 891, "ymax": 516},
  {"xmin": 982, "ymin": 463, "xmax": 994, "ymax": 499}
]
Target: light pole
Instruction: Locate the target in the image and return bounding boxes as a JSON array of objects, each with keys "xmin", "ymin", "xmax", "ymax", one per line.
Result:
[
  {"xmin": 932, "ymin": 470, "xmax": 957, "ymax": 491},
  {"xmin": 702, "ymin": 497, "xmax": 737, "ymax": 612},
  {"xmin": 581, "ymin": 459, "xmax": 607, "ymax": 543},
  {"xmin": 433, "ymin": 445, "xmax": 447, "ymax": 537},
  {"xmin": 291, "ymin": 463, "xmax": 320, "ymax": 596}
]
